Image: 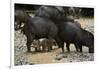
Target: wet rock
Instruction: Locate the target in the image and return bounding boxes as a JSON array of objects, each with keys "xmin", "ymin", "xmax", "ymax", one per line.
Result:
[{"xmin": 55, "ymin": 54, "xmax": 63, "ymax": 60}]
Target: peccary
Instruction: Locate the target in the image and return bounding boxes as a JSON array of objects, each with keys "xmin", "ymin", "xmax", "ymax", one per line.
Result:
[
  {"xmin": 34, "ymin": 6, "xmax": 67, "ymax": 23},
  {"xmin": 57, "ymin": 22, "xmax": 94, "ymax": 53},
  {"xmin": 20, "ymin": 16, "xmax": 58, "ymax": 52},
  {"xmin": 63, "ymin": 7, "xmax": 82, "ymax": 19},
  {"xmin": 31, "ymin": 40, "xmax": 41, "ymax": 52},
  {"xmin": 14, "ymin": 10, "xmax": 29, "ymax": 30},
  {"xmin": 40, "ymin": 39, "xmax": 57, "ymax": 52},
  {"xmin": 15, "ymin": 10, "xmax": 58, "ymax": 52}
]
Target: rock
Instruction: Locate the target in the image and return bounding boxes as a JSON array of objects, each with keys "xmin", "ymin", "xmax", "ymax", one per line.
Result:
[{"xmin": 55, "ymin": 54, "xmax": 64, "ymax": 60}]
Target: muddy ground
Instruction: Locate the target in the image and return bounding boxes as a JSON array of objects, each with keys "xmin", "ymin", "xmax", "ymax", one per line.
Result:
[{"xmin": 14, "ymin": 17, "xmax": 94, "ymax": 66}]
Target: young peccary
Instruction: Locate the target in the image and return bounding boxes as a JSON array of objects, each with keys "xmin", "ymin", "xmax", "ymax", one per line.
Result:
[
  {"xmin": 40, "ymin": 39, "xmax": 57, "ymax": 52},
  {"xmin": 31, "ymin": 40, "xmax": 41, "ymax": 52}
]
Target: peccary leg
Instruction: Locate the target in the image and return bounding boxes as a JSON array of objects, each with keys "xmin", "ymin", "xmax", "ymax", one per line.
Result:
[
  {"xmin": 41, "ymin": 42, "xmax": 46, "ymax": 52},
  {"xmin": 89, "ymin": 46, "xmax": 94, "ymax": 53},
  {"xmin": 66, "ymin": 42, "xmax": 70, "ymax": 52},
  {"xmin": 35, "ymin": 48, "xmax": 38, "ymax": 52},
  {"xmin": 35, "ymin": 40, "xmax": 40, "ymax": 52},
  {"xmin": 47, "ymin": 45, "xmax": 50, "ymax": 52},
  {"xmin": 38, "ymin": 46, "xmax": 41, "ymax": 52},
  {"xmin": 47, "ymin": 37, "xmax": 52, "ymax": 52},
  {"xmin": 79, "ymin": 45, "xmax": 82, "ymax": 52},
  {"xmin": 42, "ymin": 45, "xmax": 45, "ymax": 52},
  {"xmin": 38, "ymin": 40, "xmax": 41, "ymax": 51},
  {"xmin": 49, "ymin": 40, "xmax": 53, "ymax": 50},
  {"xmin": 48, "ymin": 43, "xmax": 53, "ymax": 52},
  {"xmin": 56, "ymin": 40, "xmax": 61, "ymax": 48},
  {"xmin": 54, "ymin": 37, "xmax": 63, "ymax": 48},
  {"xmin": 61, "ymin": 42, "xmax": 64, "ymax": 52},
  {"xmin": 26, "ymin": 40, "xmax": 32, "ymax": 52},
  {"xmin": 54, "ymin": 36, "xmax": 59, "ymax": 48},
  {"xmin": 26, "ymin": 34, "xmax": 33, "ymax": 52},
  {"xmin": 55, "ymin": 39, "xmax": 64, "ymax": 52},
  {"xmin": 57, "ymin": 41, "xmax": 64, "ymax": 52},
  {"xmin": 74, "ymin": 43, "xmax": 80, "ymax": 52},
  {"xmin": 50, "ymin": 46, "xmax": 52, "ymax": 50},
  {"xmin": 48, "ymin": 45, "xmax": 52, "ymax": 52}
]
